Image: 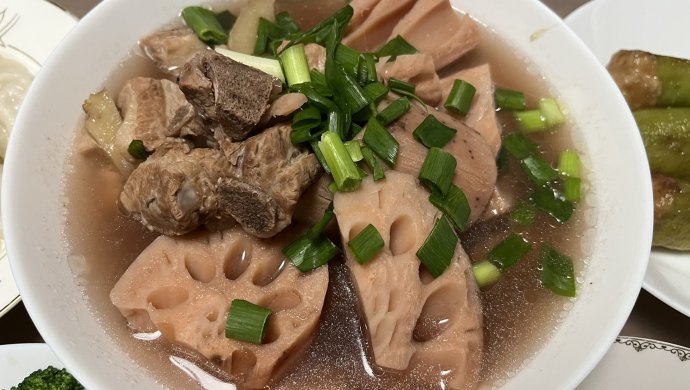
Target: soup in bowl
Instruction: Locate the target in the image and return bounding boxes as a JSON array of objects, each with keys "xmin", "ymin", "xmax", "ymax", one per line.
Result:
[{"xmin": 3, "ymin": 0, "xmax": 651, "ymax": 388}]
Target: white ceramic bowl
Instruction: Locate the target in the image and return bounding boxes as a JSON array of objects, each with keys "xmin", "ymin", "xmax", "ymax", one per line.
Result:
[{"xmin": 2, "ymin": 0, "xmax": 652, "ymax": 388}]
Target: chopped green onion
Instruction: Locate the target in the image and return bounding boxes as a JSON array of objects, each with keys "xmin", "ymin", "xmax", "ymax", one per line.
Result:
[
  {"xmin": 335, "ymin": 44, "xmax": 361, "ymax": 76},
  {"xmin": 182, "ymin": 6, "xmax": 229, "ymax": 45},
  {"xmin": 391, "ymin": 88, "xmax": 428, "ymax": 112},
  {"xmin": 328, "ymin": 181, "xmax": 338, "ymax": 193},
  {"xmin": 128, "ymin": 140, "xmax": 149, "ymax": 160},
  {"xmin": 444, "ymin": 79, "xmax": 476, "ymax": 116},
  {"xmin": 327, "ymin": 62, "xmax": 371, "ymax": 114},
  {"xmin": 291, "ymin": 105, "xmax": 322, "ymax": 144},
  {"xmin": 487, "ymin": 233, "xmax": 532, "ymax": 272},
  {"xmin": 215, "ymin": 47, "xmax": 285, "ymax": 82},
  {"xmin": 293, "ymin": 83, "xmax": 337, "ymax": 112},
  {"xmin": 281, "ymin": 5, "xmax": 353, "ymax": 50},
  {"xmin": 376, "ymin": 35, "xmax": 418, "ymax": 60},
  {"xmin": 520, "ymin": 155, "xmax": 558, "ymax": 186},
  {"xmin": 310, "ymin": 139, "xmax": 330, "ymax": 174},
  {"xmin": 254, "ymin": 17, "xmax": 283, "ymax": 55},
  {"xmin": 283, "ymin": 235, "xmax": 340, "ymax": 272},
  {"xmin": 511, "ymin": 199, "xmax": 537, "ymax": 226},
  {"xmin": 291, "ymin": 126, "xmax": 324, "ymax": 145},
  {"xmin": 428, "ymin": 185, "xmax": 470, "ymax": 231},
  {"xmin": 326, "ymin": 107, "xmax": 346, "ymax": 139},
  {"xmin": 388, "ymin": 78, "xmax": 415, "ymax": 95},
  {"xmin": 347, "ymin": 224, "xmax": 385, "ymax": 264},
  {"xmin": 350, "ymin": 122, "xmax": 364, "ymax": 138},
  {"xmin": 363, "ymin": 117, "xmax": 399, "ymax": 166},
  {"xmin": 225, "ymin": 299, "xmax": 271, "ymax": 344},
  {"xmin": 418, "ymin": 147, "xmax": 457, "ymax": 196},
  {"xmin": 416, "ymin": 217, "xmax": 457, "ymax": 278},
  {"xmin": 361, "ymin": 146, "xmax": 385, "ymax": 181},
  {"xmin": 318, "ymin": 132, "xmax": 362, "ymax": 191},
  {"xmin": 530, "ymin": 186, "xmax": 574, "ymax": 223},
  {"xmin": 215, "ymin": 10, "xmax": 237, "ymax": 32},
  {"xmin": 344, "ymin": 140, "xmax": 363, "ymax": 162},
  {"xmin": 352, "ymin": 103, "xmax": 375, "ymax": 123},
  {"xmin": 558, "ymin": 150, "xmax": 581, "ymax": 178},
  {"xmin": 280, "ymin": 44, "xmax": 311, "ymax": 86},
  {"xmin": 515, "ymin": 110, "xmax": 547, "ymax": 133},
  {"xmin": 307, "ymin": 202, "xmax": 334, "ymax": 240},
  {"xmin": 275, "ymin": 11, "xmax": 300, "ymax": 34},
  {"xmin": 377, "ymin": 97, "xmax": 410, "ymax": 125},
  {"xmin": 472, "ymin": 260, "xmax": 501, "ymax": 288},
  {"xmin": 357, "ymin": 53, "xmax": 378, "ymax": 85},
  {"xmin": 563, "ymin": 177, "xmax": 581, "ymax": 202},
  {"xmin": 495, "ymin": 88, "xmax": 526, "ymax": 111},
  {"xmin": 363, "ymin": 82, "xmax": 389, "ymax": 104},
  {"xmin": 496, "ymin": 147, "xmax": 509, "ymax": 175},
  {"xmin": 538, "ymin": 97, "xmax": 565, "ymax": 127},
  {"xmin": 309, "ymin": 69, "xmax": 332, "ymax": 96},
  {"xmin": 412, "ymin": 115, "xmax": 457, "ymax": 148},
  {"xmin": 539, "ymin": 246, "xmax": 576, "ymax": 297},
  {"xmin": 502, "ymin": 132, "xmax": 538, "ymax": 160}
]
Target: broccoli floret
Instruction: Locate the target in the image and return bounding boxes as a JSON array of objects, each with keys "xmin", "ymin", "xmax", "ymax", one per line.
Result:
[{"xmin": 10, "ymin": 366, "xmax": 84, "ymax": 390}]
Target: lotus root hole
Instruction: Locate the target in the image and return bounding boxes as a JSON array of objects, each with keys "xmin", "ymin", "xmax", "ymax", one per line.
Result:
[
  {"xmin": 263, "ymin": 318, "xmax": 281, "ymax": 344},
  {"xmin": 147, "ymin": 286, "xmax": 189, "ymax": 310},
  {"xmin": 226, "ymin": 349, "xmax": 257, "ymax": 378},
  {"xmin": 259, "ymin": 290, "xmax": 302, "ymax": 313},
  {"xmin": 224, "ymin": 241, "xmax": 252, "ymax": 280},
  {"xmin": 252, "ymin": 256, "xmax": 287, "ymax": 287},
  {"xmin": 412, "ymin": 285, "xmax": 460, "ymax": 342},
  {"xmin": 389, "ymin": 215, "xmax": 416, "ymax": 255},
  {"xmin": 185, "ymin": 255, "xmax": 216, "ymax": 283},
  {"xmin": 157, "ymin": 322, "xmax": 176, "ymax": 341},
  {"xmin": 348, "ymin": 222, "xmax": 370, "ymax": 241},
  {"xmin": 418, "ymin": 263, "xmax": 435, "ymax": 285}
]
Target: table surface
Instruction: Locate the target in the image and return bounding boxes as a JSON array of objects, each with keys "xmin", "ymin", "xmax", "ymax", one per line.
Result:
[{"xmin": 3, "ymin": 0, "xmax": 690, "ymax": 371}]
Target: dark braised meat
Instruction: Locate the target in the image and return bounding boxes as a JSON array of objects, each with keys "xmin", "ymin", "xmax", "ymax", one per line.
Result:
[
  {"xmin": 139, "ymin": 28, "xmax": 208, "ymax": 77},
  {"xmin": 178, "ymin": 51, "xmax": 278, "ymax": 141}
]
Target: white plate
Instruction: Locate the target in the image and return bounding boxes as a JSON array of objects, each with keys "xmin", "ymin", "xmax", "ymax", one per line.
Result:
[
  {"xmin": 579, "ymin": 336, "xmax": 690, "ymax": 389},
  {"xmin": 0, "ymin": 0, "xmax": 76, "ymax": 318},
  {"xmin": 0, "ymin": 343, "xmax": 65, "ymax": 388},
  {"xmin": 565, "ymin": 0, "xmax": 690, "ymax": 318}
]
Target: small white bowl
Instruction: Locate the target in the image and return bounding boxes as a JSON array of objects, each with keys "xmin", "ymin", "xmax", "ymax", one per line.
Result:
[{"xmin": 2, "ymin": 0, "xmax": 652, "ymax": 388}]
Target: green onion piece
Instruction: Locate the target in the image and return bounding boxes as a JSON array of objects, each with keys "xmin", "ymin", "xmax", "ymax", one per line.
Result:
[
  {"xmin": 326, "ymin": 107, "xmax": 346, "ymax": 139},
  {"xmin": 310, "ymin": 69, "xmax": 332, "ymax": 96},
  {"xmin": 363, "ymin": 117, "xmax": 399, "ymax": 166},
  {"xmin": 275, "ymin": 11, "xmax": 300, "ymax": 34},
  {"xmin": 520, "ymin": 155, "xmax": 559, "ymax": 186},
  {"xmin": 390, "ymin": 88, "xmax": 428, "ymax": 112},
  {"xmin": 182, "ymin": 6, "xmax": 229, "ymax": 45},
  {"xmin": 511, "ymin": 199, "xmax": 536, "ymax": 226},
  {"xmin": 254, "ymin": 18, "xmax": 280, "ymax": 55},
  {"xmin": 327, "ymin": 62, "xmax": 371, "ymax": 114},
  {"xmin": 291, "ymin": 126, "xmax": 324, "ymax": 145},
  {"xmin": 412, "ymin": 115, "xmax": 457, "ymax": 148},
  {"xmin": 335, "ymin": 44, "xmax": 361, "ymax": 76},
  {"xmin": 502, "ymin": 132, "xmax": 538, "ymax": 159},
  {"xmin": 347, "ymin": 224, "xmax": 385, "ymax": 264},
  {"xmin": 291, "ymin": 105, "xmax": 322, "ymax": 143},
  {"xmin": 472, "ymin": 260, "xmax": 502, "ymax": 288},
  {"xmin": 376, "ymin": 35, "xmax": 418, "ymax": 60},
  {"xmin": 363, "ymin": 82, "xmax": 390, "ymax": 105},
  {"xmin": 361, "ymin": 146, "xmax": 385, "ymax": 181},
  {"xmin": 307, "ymin": 202, "xmax": 334, "ymax": 240},
  {"xmin": 538, "ymin": 97, "xmax": 566, "ymax": 127},
  {"xmin": 281, "ymin": 5, "xmax": 353, "ymax": 50},
  {"xmin": 215, "ymin": 10, "xmax": 237, "ymax": 32},
  {"xmin": 293, "ymin": 83, "xmax": 337, "ymax": 112},
  {"xmin": 280, "ymin": 44, "xmax": 311, "ymax": 87},
  {"xmin": 225, "ymin": 299, "xmax": 271, "ymax": 344},
  {"xmin": 416, "ymin": 217, "xmax": 458, "ymax": 278},
  {"xmin": 496, "ymin": 147, "xmax": 509, "ymax": 175},
  {"xmin": 563, "ymin": 177, "xmax": 581, "ymax": 202},
  {"xmin": 558, "ymin": 150, "xmax": 581, "ymax": 178},
  {"xmin": 283, "ymin": 235, "xmax": 340, "ymax": 272},
  {"xmin": 530, "ymin": 186, "xmax": 574, "ymax": 223},
  {"xmin": 495, "ymin": 88, "xmax": 526, "ymax": 111},
  {"xmin": 318, "ymin": 132, "xmax": 362, "ymax": 191},
  {"xmin": 128, "ymin": 140, "xmax": 149, "ymax": 160},
  {"xmin": 344, "ymin": 140, "xmax": 363, "ymax": 162},
  {"xmin": 515, "ymin": 110, "xmax": 547, "ymax": 133},
  {"xmin": 357, "ymin": 53, "xmax": 378, "ymax": 85},
  {"xmin": 539, "ymin": 246, "xmax": 576, "ymax": 297},
  {"xmin": 377, "ymin": 97, "xmax": 410, "ymax": 125},
  {"xmin": 350, "ymin": 122, "xmax": 364, "ymax": 138},
  {"xmin": 328, "ymin": 181, "xmax": 338, "ymax": 193},
  {"xmin": 310, "ymin": 139, "xmax": 330, "ymax": 174},
  {"xmin": 351, "ymin": 103, "xmax": 375, "ymax": 124},
  {"xmin": 428, "ymin": 185, "xmax": 470, "ymax": 231},
  {"xmin": 388, "ymin": 78, "xmax": 415, "ymax": 95},
  {"xmin": 487, "ymin": 233, "xmax": 532, "ymax": 272},
  {"xmin": 215, "ymin": 47, "xmax": 285, "ymax": 82},
  {"xmin": 444, "ymin": 79, "xmax": 476, "ymax": 116},
  {"xmin": 418, "ymin": 147, "xmax": 457, "ymax": 196}
]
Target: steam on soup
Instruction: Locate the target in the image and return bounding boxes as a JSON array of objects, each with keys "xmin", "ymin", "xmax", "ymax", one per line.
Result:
[{"xmin": 65, "ymin": 0, "xmax": 591, "ymax": 388}]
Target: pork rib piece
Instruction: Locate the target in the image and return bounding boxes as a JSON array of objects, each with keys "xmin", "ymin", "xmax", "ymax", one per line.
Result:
[
  {"xmin": 139, "ymin": 28, "xmax": 208, "ymax": 77},
  {"xmin": 333, "ymin": 171, "xmax": 483, "ymax": 389},
  {"xmin": 110, "ymin": 227, "xmax": 328, "ymax": 389}
]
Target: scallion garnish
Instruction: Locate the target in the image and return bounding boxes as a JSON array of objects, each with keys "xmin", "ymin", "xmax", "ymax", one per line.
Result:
[
  {"xmin": 254, "ymin": 17, "xmax": 283, "ymax": 55},
  {"xmin": 328, "ymin": 181, "xmax": 338, "ymax": 193},
  {"xmin": 215, "ymin": 10, "xmax": 236, "ymax": 32},
  {"xmin": 335, "ymin": 44, "xmax": 361, "ymax": 76},
  {"xmin": 416, "ymin": 216, "xmax": 457, "ymax": 278},
  {"xmin": 472, "ymin": 260, "xmax": 501, "ymax": 289},
  {"xmin": 325, "ymin": 107, "xmax": 346, "ymax": 139},
  {"xmin": 388, "ymin": 78, "xmax": 415, "ymax": 95},
  {"xmin": 280, "ymin": 5, "xmax": 353, "ymax": 51},
  {"xmin": 310, "ymin": 139, "xmax": 330, "ymax": 174},
  {"xmin": 357, "ymin": 53, "xmax": 378, "ymax": 85},
  {"xmin": 558, "ymin": 150, "xmax": 581, "ymax": 202},
  {"xmin": 412, "ymin": 115, "xmax": 457, "ymax": 148},
  {"xmin": 514, "ymin": 110, "xmax": 547, "ymax": 133},
  {"xmin": 502, "ymin": 132, "xmax": 538, "ymax": 160},
  {"xmin": 530, "ymin": 186, "xmax": 574, "ymax": 223},
  {"xmin": 275, "ymin": 11, "xmax": 300, "ymax": 34},
  {"xmin": 310, "ymin": 69, "xmax": 333, "ymax": 96},
  {"xmin": 291, "ymin": 105, "xmax": 322, "ymax": 144},
  {"xmin": 344, "ymin": 140, "xmax": 364, "ymax": 162},
  {"xmin": 444, "ymin": 79, "xmax": 476, "ymax": 116},
  {"xmin": 283, "ymin": 235, "xmax": 340, "ymax": 272},
  {"xmin": 307, "ymin": 202, "xmax": 334, "ymax": 240},
  {"xmin": 363, "ymin": 82, "xmax": 390, "ymax": 105},
  {"xmin": 318, "ymin": 132, "xmax": 362, "ymax": 191},
  {"xmin": 347, "ymin": 224, "xmax": 385, "ymax": 264},
  {"xmin": 182, "ymin": 6, "xmax": 229, "ymax": 45},
  {"xmin": 293, "ymin": 83, "xmax": 337, "ymax": 112},
  {"xmin": 362, "ymin": 117, "xmax": 399, "ymax": 166},
  {"xmin": 361, "ymin": 146, "xmax": 385, "ymax": 181},
  {"xmin": 487, "ymin": 234, "xmax": 532, "ymax": 272},
  {"xmin": 280, "ymin": 44, "xmax": 311, "ymax": 87},
  {"xmin": 376, "ymin": 35, "xmax": 417, "ymax": 60},
  {"xmin": 562, "ymin": 177, "xmax": 581, "ymax": 203},
  {"xmin": 538, "ymin": 97, "xmax": 565, "ymax": 127},
  {"xmin": 377, "ymin": 97, "xmax": 410, "ymax": 125},
  {"xmin": 428, "ymin": 185, "xmax": 470, "ymax": 231},
  {"xmin": 539, "ymin": 246, "xmax": 576, "ymax": 297},
  {"xmin": 128, "ymin": 140, "xmax": 149, "ymax": 160},
  {"xmin": 495, "ymin": 88, "xmax": 526, "ymax": 111},
  {"xmin": 225, "ymin": 299, "xmax": 271, "ymax": 344},
  {"xmin": 418, "ymin": 147, "xmax": 457, "ymax": 196},
  {"xmin": 520, "ymin": 155, "xmax": 558, "ymax": 186},
  {"xmin": 511, "ymin": 199, "xmax": 537, "ymax": 226}
]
